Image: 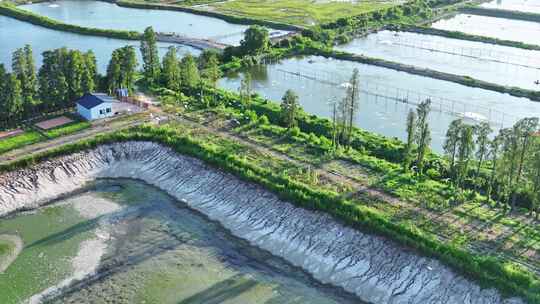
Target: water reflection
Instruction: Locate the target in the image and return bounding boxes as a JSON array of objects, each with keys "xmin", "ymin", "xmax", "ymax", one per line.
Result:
[
  {"xmin": 0, "ymin": 16, "xmax": 200, "ymax": 72},
  {"xmin": 220, "ymin": 56, "xmax": 540, "ymax": 152},
  {"xmin": 21, "ymin": 0, "xmax": 251, "ymax": 45}
]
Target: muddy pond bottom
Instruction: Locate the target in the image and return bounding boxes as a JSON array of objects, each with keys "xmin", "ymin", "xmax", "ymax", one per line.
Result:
[{"xmin": 0, "ymin": 179, "xmax": 360, "ymax": 304}]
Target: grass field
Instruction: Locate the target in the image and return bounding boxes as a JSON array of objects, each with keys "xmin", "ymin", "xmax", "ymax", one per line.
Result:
[
  {"xmin": 0, "ymin": 120, "xmax": 91, "ymax": 156},
  {"xmin": 45, "ymin": 121, "xmax": 91, "ymax": 138},
  {"xmin": 0, "ymin": 131, "xmax": 44, "ymax": 155},
  {"xmin": 202, "ymin": 0, "xmax": 399, "ymax": 26}
]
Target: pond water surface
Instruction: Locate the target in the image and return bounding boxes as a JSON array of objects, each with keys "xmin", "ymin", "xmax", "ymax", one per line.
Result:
[
  {"xmin": 336, "ymin": 30, "xmax": 540, "ymax": 90},
  {"xmin": 0, "ymin": 179, "xmax": 361, "ymax": 304},
  {"xmin": 0, "ymin": 15, "xmax": 199, "ymax": 72},
  {"xmin": 21, "ymin": 0, "xmax": 254, "ymax": 45},
  {"xmin": 481, "ymin": 0, "xmax": 540, "ymax": 13},
  {"xmin": 432, "ymin": 14, "xmax": 540, "ymax": 46},
  {"xmin": 219, "ymin": 56, "xmax": 540, "ymax": 152}
]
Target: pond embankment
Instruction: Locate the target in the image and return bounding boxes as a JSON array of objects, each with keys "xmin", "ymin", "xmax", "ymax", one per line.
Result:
[
  {"xmin": 0, "ymin": 141, "xmax": 524, "ymax": 304},
  {"xmin": 460, "ymin": 6, "xmax": 540, "ymax": 23},
  {"xmin": 310, "ymin": 48, "xmax": 540, "ymax": 102}
]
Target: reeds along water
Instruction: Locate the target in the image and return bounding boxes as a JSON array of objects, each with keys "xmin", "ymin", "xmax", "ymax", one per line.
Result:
[{"xmin": 0, "ymin": 141, "xmax": 525, "ymax": 304}]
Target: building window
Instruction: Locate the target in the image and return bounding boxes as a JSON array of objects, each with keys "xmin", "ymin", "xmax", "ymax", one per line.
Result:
[
  {"xmin": 100, "ymin": 109, "xmax": 104, "ymax": 115},
  {"xmin": 106, "ymin": 108, "xmax": 111, "ymax": 113}
]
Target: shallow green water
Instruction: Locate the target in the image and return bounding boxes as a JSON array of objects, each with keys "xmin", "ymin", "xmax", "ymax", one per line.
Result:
[
  {"xmin": 0, "ymin": 179, "xmax": 361, "ymax": 304},
  {"xmin": 0, "ymin": 203, "xmax": 90, "ymax": 303}
]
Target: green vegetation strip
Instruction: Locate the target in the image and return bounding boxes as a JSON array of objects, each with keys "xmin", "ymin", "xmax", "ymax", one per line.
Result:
[
  {"xmin": 0, "ymin": 121, "xmax": 91, "ymax": 155},
  {"xmin": 0, "ymin": 131, "xmax": 44, "ymax": 155},
  {"xmin": 44, "ymin": 121, "xmax": 91, "ymax": 139},
  {"xmin": 460, "ymin": 6, "xmax": 540, "ymax": 23},
  {"xmin": 398, "ymin": 24, "xmax": 540, "ymax": 51},
  {"xmin": 1, "ymin": 124, "xmax": 538, "ymax": 303},
  {"xmin": 0, "ymin": 3, "xmax": 141, "ymax": 40}
]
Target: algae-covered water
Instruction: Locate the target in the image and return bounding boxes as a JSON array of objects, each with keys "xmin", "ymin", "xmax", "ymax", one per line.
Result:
[{"xmin": 0, "ymin": 179, "xmax": 361, "ymax": 304}]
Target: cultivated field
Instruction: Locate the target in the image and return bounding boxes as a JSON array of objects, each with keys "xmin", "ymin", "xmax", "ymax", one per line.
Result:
[{"xmin": 193, "ymin": 0, "xmax": 399, "ymax": 26}]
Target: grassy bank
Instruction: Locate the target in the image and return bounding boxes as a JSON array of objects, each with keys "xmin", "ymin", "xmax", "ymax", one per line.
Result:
[
  {"xmin": 398, "ymin": 24, "xmax": 540, "ymax": 51},
  {"xmin": 159, "ymin": 84, "xmax": 540, "ymax": 282},
  {"xmin": 461, "ymin": 6, "xmax": 540, "ymax": 23},
  {"xmin": 0, "ymin": 2, "xmax": 141, "ymax": 40},
  {"xmin": 1, "ymin": 124, "xmax": 538, "ymax": 303}
]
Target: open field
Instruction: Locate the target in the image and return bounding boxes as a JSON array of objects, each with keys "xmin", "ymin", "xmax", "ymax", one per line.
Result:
[
  {"xmin": 197, "ymin": 0, "xmax": 399, "ymax": 26},
  {"xmin": 44, "ymin": 121, "xmax": 91, "ymax": 138},
  {"xmin": 171, "ymin": 103, "xmax": 540, "ymax": 278},
  {"xmin": 0, "ymin": 131, "xmax": 44, "ymax": 155},
  {"xmin": 0, "ymin": 119, "xmax": 89, "ymax": 156}
]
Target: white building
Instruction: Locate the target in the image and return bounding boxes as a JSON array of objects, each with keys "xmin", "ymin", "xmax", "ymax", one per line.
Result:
[{"xmin": 76, "ymin": 93, "xmax": 116, "ymax": 121}]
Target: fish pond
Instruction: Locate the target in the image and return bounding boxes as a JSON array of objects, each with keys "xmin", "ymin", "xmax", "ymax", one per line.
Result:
[
  {"xmin": 0, "ymin": 179, "xmax": 362, "ymax": 304},
  {"xmin": 219, "ymin": 55, "xmax": 540, "ymax": 152}
]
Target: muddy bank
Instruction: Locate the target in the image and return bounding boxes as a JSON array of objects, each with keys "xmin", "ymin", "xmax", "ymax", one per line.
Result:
[{"xmin": 0, "ymin": 142, "xmax": 524, "ymax": 304}]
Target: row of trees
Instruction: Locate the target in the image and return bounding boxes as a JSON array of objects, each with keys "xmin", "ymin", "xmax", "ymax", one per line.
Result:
[
  {"xmin": 138, "ymin": 26, "xmax": 222, "ymax": 92},
  {"xmin": 0, "ymin": 45, "xmax": 97, "ymax": 129},
  {"xmin": 440, "ymin": 116, "xmax": 540, "ymax": 214},
  {"xmin": 0, "ymin": 25, "xmax": 222, "ymax": 130},
  {"xmin": 399, "ymin": 95, "xmax": 540, "ymax": 215}
]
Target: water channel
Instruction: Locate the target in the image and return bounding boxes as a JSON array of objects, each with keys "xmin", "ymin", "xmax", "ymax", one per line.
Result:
[
  {"xmin": 0, "ymin": 15, "xmax": 200, "ymax": 72},
  {"xmin": 336, "ymin": 30, "xmax": 540, "ymax": 90},
  {"xmin": 219, "ymin": 55, "xmax": 540, "ymax": 152},
  {"xmin": 432, "ymin": 14, "xmax": 540, "ymax": 46},
  {"xmin": 20, "ymin": 0, "xmax": 255, "ymax": 45},
  {"xmin": 0, "ymin": 179, "xmax": 361, "ymax": 304},
  {"xmin": 481, "ymin": 0, "xmax": 540, "ymax": 13}
]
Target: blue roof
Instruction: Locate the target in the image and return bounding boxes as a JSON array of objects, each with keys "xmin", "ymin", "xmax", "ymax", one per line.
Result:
[{"xmin": 76, "ymin": 93, "xmax": 114, "ymax": 109}]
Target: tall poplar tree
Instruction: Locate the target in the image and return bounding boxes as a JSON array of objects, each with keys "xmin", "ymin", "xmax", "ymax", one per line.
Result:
[
  {"xmin": 161, "ymin": 46, "xmax": 181, "ymax": 91},
  {"xmin": 415, "ymin": 99, "xmax": 432, "ymax": 175},
  {"xmin": 5, "ymin": 74, "xmax": 24, "ymax": 124},
  {"xmin": 456, "ymin": 125, "xmax": 475, "ymax": 188},
  {"xmin": 280, "ymin": 89, "xmax": 299, "ymax": 129},
  {"xmin": 444, "ymin": 119, "xmax": 463, "ymax": 181},
  {"xmin": 202, "ymin": 55, "xmax": 221, "ymax": 106},
  {"xmin": 403, "ymin": 109, "xmax": 417, "ymax": 170},
  {"xmin": 66, "ymin": 50, "xmax": 85, "ymax": 102},
  {"xmin": 239, "ymin": 72, "xmax": 252, "ymax": 110},
  {"xmin": 0, "ymin": 64, "xmax": 7, "ymax": 128},
  {"xmin": 474, "ymin": 121, "xmax": 492, "ymax": 183},
  {"xmin": 140, "ymin": 26, "xmax": 160, "ymax": 86},
  {"xmin": 180, "ymin": 54, "xmax": 200, "ymax": 88}
]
